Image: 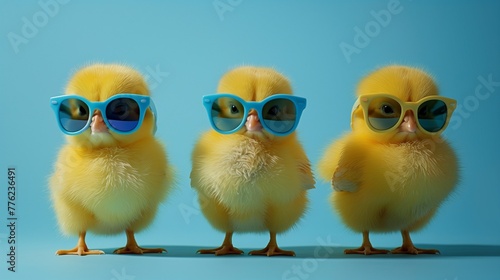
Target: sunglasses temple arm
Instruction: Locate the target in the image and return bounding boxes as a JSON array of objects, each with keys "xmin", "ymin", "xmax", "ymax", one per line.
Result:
[
  {"xmin": 149, "ymin": 99, "xmax": 158, "ymax": 135},
  {"xmin": 350, "ymin": 98, "xmax": 360, "ymax": 130}
]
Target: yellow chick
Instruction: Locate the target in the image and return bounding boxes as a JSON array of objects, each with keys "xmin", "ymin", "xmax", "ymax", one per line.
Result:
[
  {"xmin": 191, "ymin": 66, "xmax": 314, "ymax": 256},
  {"xmin": 49, "ymin": 63, "xmax": 173, "ymax": 255},
  {"xmin": 318, "ymin": 65, "xmax": 459, "ymax": 255}
]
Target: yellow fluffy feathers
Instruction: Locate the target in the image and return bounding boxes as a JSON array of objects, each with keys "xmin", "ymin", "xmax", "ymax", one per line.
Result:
[
  {"xmin": 191, "ymin": 66, "xmax": 314, "ymax": 256},
  {"xmin": 319, "ymin": 65, "xmax": 459, "ymax": 255},
  {"xmin": 49, "ymin": 64, "xmax": 174, "ymax": 255}
]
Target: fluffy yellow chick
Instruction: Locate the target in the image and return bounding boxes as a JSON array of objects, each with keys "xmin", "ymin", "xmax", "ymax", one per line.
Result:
[
  {"xmin": 191, "ymin": 66, "xmax": 314, "ymax": 256},
  {"xmin": 318, "ymin": 65, "xmax": 459, "ymax": 255},
  {"xmin": 49, "ymin": 63, "xmax": 173, "ymax": 255}
]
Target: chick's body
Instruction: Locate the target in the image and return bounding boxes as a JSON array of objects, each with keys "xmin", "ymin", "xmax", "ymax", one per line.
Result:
[
  {"xmin": 319, "ymin": 65, "xmax": 459, "ymax": 255},
  {"xmin": 192, "ymin": 132, "xmax": 309, "ymax": 233},
  {"xmin": 191, "ymin": 67, "xmax": 314, "ymax": 256},
  {"xmin": 51, "ymin": 139, "xmax": 168, "ymax": 235},
  {"xmin": 50, "ymin": 64, "xmax": 173, "ymax": 255},
  {"xmin": 322, "ymin": 134, "xmax": 457, "ymax": 233}
]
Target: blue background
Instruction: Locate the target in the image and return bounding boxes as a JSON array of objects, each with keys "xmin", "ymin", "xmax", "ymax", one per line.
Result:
[{"xmin": 1, "ymin": 0, "xmax": 499, "ymax": 279}]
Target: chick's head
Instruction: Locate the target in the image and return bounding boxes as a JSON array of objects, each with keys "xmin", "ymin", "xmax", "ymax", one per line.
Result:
[
  {"xmin": 64, "ymin": 63, "xmax": 155, "ymax": 148},
  {"xmin": 351, "ymin": 65, "xmax": 448, "ymax": 144},
  {"xmin": 216, "ymin": 66, "xmax": 294, "ymax": 141}
]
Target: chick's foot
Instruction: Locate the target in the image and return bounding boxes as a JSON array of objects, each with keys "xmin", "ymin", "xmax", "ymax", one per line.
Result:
[
  {"xmin": 344, "ymin": 246, "xmax": 389, "ymax": 255},
  {"xmin": 249, "ymin": 232, "xmax": 295, "ymax": 257},
  {"xmin": 56, "ymin": 246, "xmax": 104, "ymax": 256},
  {"xmin": 249, "ymin": 244, "xmax": 295, "ymax": 257},
  {"xmin": 345, "ymin": 231, "xmax": 389, "ymax": 255},
  {"xmin": 197, "ymin": 245, "xmax": 243, "ymax": 256},
  {"xmin": 197, "ymin": 232, "xmax": 243, "ymax": 256},
  {"xmin": 391, "ymin": 246, "xmax": 439, "ymax": 255},
  {"xmin": 114, "ymin": 229, "xmax": 166, "ymax": 255},
  {"xmin": 114, "ymin": 245, "xmax": 166, "ymax": 254},
  {"xmin": 392, "ymin": 230, "xmax": 439, "ymax": 255},
  {"xmin": 56, "ymin": 231, "xmax": 104, "ymax": 256}
]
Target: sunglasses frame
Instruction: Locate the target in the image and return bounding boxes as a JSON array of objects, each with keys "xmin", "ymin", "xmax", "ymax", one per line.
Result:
[
  {"xmin": 351, "ymin": 93, "xmax": 457, "ymax": 134},
  {"xmin": 203, "ymin": 93, "xmax": 307, "ymax": 136},
  {"xmin": 50, "ymin": 93, "xmax": 157, "ymax": 135}
]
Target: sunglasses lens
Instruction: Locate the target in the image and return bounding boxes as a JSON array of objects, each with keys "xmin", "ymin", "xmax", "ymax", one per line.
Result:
[
  {"xmin": 210, "ymin": 97, "xmax": 245, "ymax": 132},
  {"xmin": 262, "ymin": 98, "xmax": 297, "ymax": 134},
  {"xmin": 106, "ymin": 98, "xmax": 140, "ymax": 132},
  {"xmin": 418, "ymin": 100, "xmax": 447, "ymax": 132},
  {"xmin": 367, "ymin": 97, "xmax": 402, "ymax": 130},
  {"xmin": 58, "ymin": 98, "xmax": 90, "ymax": 132}
]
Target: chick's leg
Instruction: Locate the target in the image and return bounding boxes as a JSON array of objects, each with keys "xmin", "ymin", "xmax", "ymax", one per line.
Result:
[
  {"xmin": 391, "ymin": 230, "xmax": 439, "ymax": 255},
  {"xmin": 197, "ymin": 232, "xmax": 243, "ymax": 256},
  {"xmin": 344, "ymin": 231, "xmax": 389, "ymax": 255},
  {"xmin": 114, "ymin": 229, "xmax": 166, "ymax": 254},
  {"xmin": 249, "ymin": 232, "xmax": 295, "ymax": 257},
  {"xmin": 56, "ymin": 231, "xmax": 104, "ymax": 256}
]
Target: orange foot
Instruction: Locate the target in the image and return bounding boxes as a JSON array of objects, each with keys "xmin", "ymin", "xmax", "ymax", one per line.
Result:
[
  {"xmin": 56, "ymin": 245, "xmax": 104, "ymax": 256},
  {"xmin": 391, "ymin": 246, "xmax": 439, "ymax": 255},
  {"xmin": 392, "ymin": 230, "xmax": 440, "ymax": 255},
  {"xmin": 345, "ymin": 231, "xmax": 389, "ymax": 255},
  {"xmin": 114, "ymin": 229, "xmax": 166, "ymax": 255},
  {"xmin": 114, "ymin": 245, "xmax": 166, "ymax": 254},
  {"xmin": 197, "ymin": 245, "xmax": 243, "ymax": 256},
  {"xmin": 249, "ymin": 244, "xmax": 295, "ymax": 257},
  {"xmin": 197, "ymin": 232, "xmax": 244, "ymax": 256},
  {"xmin": 249, "ymin": 232, "xmax": 295, "ymax": 257},
  {"xmin": 344, "ymin": 246, "xmax": 389, "ymax": 255},
  {"xmin": 56, "ymin": 231, "xmax": 104, "ymax": 256}
]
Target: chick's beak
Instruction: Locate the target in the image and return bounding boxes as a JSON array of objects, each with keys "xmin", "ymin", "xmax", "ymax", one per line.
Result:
[
  {"xmin": 91, "ymin": 110, "xmax": 109, "ymax": 134},
  {"xmin": 399, "ymin": 110, "xmax": 417, "ymax": 133},
  {"xmin": 245, "ymin": 110, "xmax": 262, "ymax": 132}
]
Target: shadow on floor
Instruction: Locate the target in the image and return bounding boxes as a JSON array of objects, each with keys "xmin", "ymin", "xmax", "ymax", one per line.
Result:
[{"xmin": 98, "ymin": 244, "xmax": 500, "ymax": 258}]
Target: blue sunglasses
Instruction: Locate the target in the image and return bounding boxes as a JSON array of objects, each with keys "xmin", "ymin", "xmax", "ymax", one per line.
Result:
[
  {"xmin": 50, "ymin": 94, "xmax": 157, "ymax": 135},
  {"xmin": 203, "ymin": 94, "xmax": 307, "ymax": 136}
]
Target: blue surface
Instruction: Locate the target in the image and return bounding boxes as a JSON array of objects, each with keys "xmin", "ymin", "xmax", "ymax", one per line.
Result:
[{"xmin": 1, "ymin": 1, "xmax": 499, "ymax": 279}]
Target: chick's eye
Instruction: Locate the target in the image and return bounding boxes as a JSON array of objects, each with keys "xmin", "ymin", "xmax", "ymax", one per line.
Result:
[
  {"xmin": 230, "ymin": 105, "xmax": 239, "ymax": 114},
  {"xmin": 77, "ymin": 105, "xmax": 88, "ymax": 116},
  {"xmin": 107, "ymin": 99, "xmax": 137, "ymax": 120},
  {"xmin": 70, "ymin": 100, "xmax": 89, "ymax": 119},
  {"xmin": 112, "ymin": 103, "xmax": 128, "ymax": 117},
  {"xmin": 380, "ymin": 104, "xmax": 395, "ymax": 115},
  {"xmin": 268, "ymin": 105, "xmax": 280, "ymax": 116}
]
